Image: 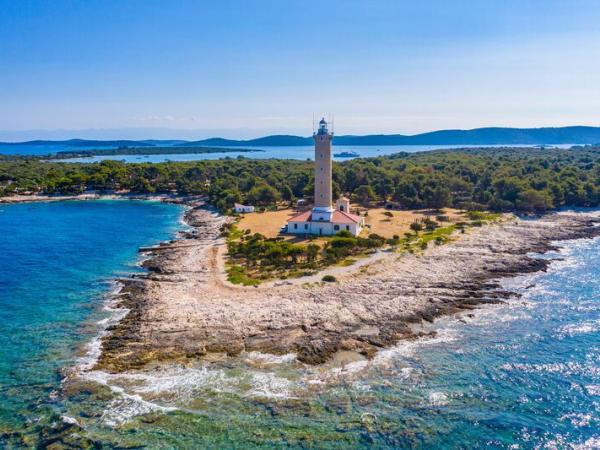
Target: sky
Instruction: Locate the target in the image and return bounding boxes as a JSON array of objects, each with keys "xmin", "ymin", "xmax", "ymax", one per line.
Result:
[{"xmin": 1, "ymin": 0, "xmax": 600, "ymax": 140}]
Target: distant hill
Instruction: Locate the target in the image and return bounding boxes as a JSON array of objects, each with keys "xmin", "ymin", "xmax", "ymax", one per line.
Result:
[
  {"xmin": 176, "ymin": 135, "xmax": 311, "ymax": 147},
  {"xmin": 175, "ymin": 126, "xmax": 600, "ymax": 147},
  {"xmin": 2, "ymin": 127, "xmax": 600, "ymax": 150},
  {"xmin": 138, "ymin": 139, "xmax": 189, "ymax": 146}
]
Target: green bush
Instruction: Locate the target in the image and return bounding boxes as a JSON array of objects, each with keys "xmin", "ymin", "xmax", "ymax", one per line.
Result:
[
  {"xmin": 322, "ymin": 275, "xmax": 337, "ymax": 282},
  {"xmin": 410, "ymin": 221, "xmax": 423, "ymax": 232}
]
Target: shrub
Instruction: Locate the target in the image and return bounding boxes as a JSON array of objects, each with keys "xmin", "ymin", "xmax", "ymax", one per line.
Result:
[
  {"xmin": 410, "ymin": 221, "xmax": 423, "ymax": 232},
  {"xmin": 466, "ymin": 211, "xmax": 485, "ymax": 220},
  {"xmin": 383, "ymin": 211, "xmax": 393, "ymax": 217},
  {"xmin": 386, "ymin": 237, "xmax": 399, "ymax": 246},
  {"xmin": 330, "ymin": 237, "xmax": 358, "ymax": 248},
  {"xmin": 322, "ymin": 275, "xmax": 337, "ymax": 282},
  {"xmin": 436, "ymin": 214, "xmax": 449, "ymax": 222},
  {"xmin": 424, "ymin": 219, "xmax": 438, "ymax": 231}
]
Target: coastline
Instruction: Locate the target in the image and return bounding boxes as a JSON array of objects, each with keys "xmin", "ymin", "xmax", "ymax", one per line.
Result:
[
  {"xmin": 0, "ymin": 192, "xmax": 195, "ymax": 204},
  {"xmin": 4, "ymin": 193, "xmax": 598, "ymax": 369},
  {"xmin": 93, "ymin": 205, "xmax": 600, "ymax": 371}
]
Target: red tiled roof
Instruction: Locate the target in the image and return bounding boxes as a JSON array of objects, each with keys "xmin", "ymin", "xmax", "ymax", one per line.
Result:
[
  {"xmin": 332, "ymin": 210, "xmax": 362, "ymax": 224},
  {"xmin": 287, "ymin": 210, "xmax": 312, "ymax": 222}
]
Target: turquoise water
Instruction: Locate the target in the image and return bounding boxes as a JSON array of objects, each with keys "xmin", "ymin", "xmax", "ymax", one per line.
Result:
[
  {"xmin": 0, "ymin": 200, "xmax": 184, "ymax": 440},
  {"xmin": 0, "ymin": 201, "xmax": 598, "ymax": 448}
]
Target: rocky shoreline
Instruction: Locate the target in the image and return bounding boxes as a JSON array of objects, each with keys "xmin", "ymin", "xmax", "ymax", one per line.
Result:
[{"xmin": 96, "ymin": 206, "xmax": 600, "ymax": 372}]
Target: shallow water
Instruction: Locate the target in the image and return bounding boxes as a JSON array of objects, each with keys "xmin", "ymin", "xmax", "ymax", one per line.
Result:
[
  {"xmin": 0, "ymin": 202, "xmax": 598, "ymax": 448},
  {"xmin": 0, "ymin": 200, "xmax": 184, "ymax": 443}
]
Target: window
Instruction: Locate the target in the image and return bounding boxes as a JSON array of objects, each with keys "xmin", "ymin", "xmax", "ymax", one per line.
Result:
[
  {"xmin": 334, "ymin": 225, "xmax": 339, "ymax": 231},
  {"xmin": 304, "ymin": 224, "xmax": 308, "ymax": 230},
  {"xmin": 346, "ymin": 225, "xmax": 350, "ymax": 231},
  {"xmin": 294, "ymin": 223, "xmax": 298, "ymax": 229}
]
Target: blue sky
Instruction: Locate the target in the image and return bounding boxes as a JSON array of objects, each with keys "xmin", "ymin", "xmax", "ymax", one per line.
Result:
[{"xmin": 1, "ymin": 0, "xmax": 599, "ymax": 139}]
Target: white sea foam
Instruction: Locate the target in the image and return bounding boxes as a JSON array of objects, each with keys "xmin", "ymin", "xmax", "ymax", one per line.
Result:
[
  {"xmin": 245, "ymin": 372, "xmax": 297, "ymax": 399},
  {"xmin": 428, "ymin": 391, "xmax": 449, "ymax": 406},
  {"xmin": 557, "ymin": 319, "xmax": 600, "ymax": 338},
  {"xmin": 373, "ymin": 327, "xmax": 459, "ymax": 363},
  {"xmin": 585, "ymin": 385, "xmax": 600, "ymax": 396},
  {"xmin": 61, "ymin": 415, "xmax": 80, "ymax": 426},
  {"xmin": 74, "ymin": 296, "xmax": 129, "ymax": 373},
  {"xmin": 83, "ymin": 369, "xmax": 176, "ymax": 426},
  {"xmin": 501, "ymin": 362, "xmax": 600, "ymax": 377},
  {"xmin": 560, "ymin": 412, "xmax": 592, "ymax": 427},
  {"xmin": 83, "ymin": 361, "xmax": 302, "ymax": 418},
  {"xmin": 244, "ymin": 351, "xmax": 298, "ymax": 364},
  {"xmin": 572, "ymin": 437, "xmax": 600, "ymax": 450},
  {"xmin": 100, "ymin": 393, "xmax": 176, "ymax": 427}
]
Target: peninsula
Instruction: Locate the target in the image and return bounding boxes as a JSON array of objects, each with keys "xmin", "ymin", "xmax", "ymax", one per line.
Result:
[{"xmin": 97, "ymin": 204, "xmax": 599, "ymax": 371}]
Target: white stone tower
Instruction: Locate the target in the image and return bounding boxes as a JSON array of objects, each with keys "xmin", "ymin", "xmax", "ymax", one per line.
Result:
[{"xmin": 312, "ymin": 118, "xmax": 334, "ymax": 221}]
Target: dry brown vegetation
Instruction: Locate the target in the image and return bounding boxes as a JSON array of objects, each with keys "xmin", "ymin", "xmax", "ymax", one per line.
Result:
[
  {"xmin": 364, "ymin": 207, "xmax": 465, "ymax": 238},
  {"xmin": 237, "ymin": 206, "xmax": 468, "ymax": 240}
]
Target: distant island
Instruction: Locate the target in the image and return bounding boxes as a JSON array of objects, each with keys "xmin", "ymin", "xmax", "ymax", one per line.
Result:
[
  {"xmin": 3, "ymin": 126, "xmax": 600, "ymax": 150},
  {"xmin": 50, "ymin": 146, "xmax": 264, "ymax": 159},
  {"xmin": 0, "ymin": 139, "xmax": 157, "ymax": 148}
]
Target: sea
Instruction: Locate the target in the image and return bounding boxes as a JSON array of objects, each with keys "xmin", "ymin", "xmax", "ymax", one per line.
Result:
[
  {"xmin": 0, "ymin": 143, "xmax": 575, "ymax": 163},
  {"xmin": 0, "ymin": 201, "xmax": 598, "ymax": 448}
]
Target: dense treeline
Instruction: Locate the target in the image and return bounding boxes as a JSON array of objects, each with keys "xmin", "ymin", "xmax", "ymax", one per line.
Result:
[{"xmin": 1, "ymin": 147, "xmax": 599, "ymax": 212}]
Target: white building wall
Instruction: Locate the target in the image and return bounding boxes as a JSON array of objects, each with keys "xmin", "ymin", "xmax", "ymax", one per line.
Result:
[{"xmin": 288, "ymin": 220, "xmax": 361, "ymax": 236}]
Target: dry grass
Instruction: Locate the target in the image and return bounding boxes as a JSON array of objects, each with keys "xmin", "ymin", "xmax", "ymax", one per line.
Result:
[
  {"xmin": 364, "ymin": 208, "xmax": 466, "ymax": 238},
  {"xmin": 237, "ymin": 208, "xmax": 302, "ymax": 240},
  {"xmin": 238, "ymin": 206, "xmax": 470, "ymax": 241}
]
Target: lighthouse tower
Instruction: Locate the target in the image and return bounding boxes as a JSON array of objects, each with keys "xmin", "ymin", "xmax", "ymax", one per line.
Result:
[
  {"xmin": 285, "ymin": 117, "xmax": 364, "ymax": 236},
  {"xmin": 312, "ymin": 118, "xmax": 334, "ymax": 221}
]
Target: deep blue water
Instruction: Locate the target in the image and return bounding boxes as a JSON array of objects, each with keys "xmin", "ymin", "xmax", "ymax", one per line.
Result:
[
  {"xmin": 0, "ymin": 200, "xmax": 598, "ymax": 448},
  {"xmin": 0, "ymin": 200, "xmax": 183, "ymax": 434}
]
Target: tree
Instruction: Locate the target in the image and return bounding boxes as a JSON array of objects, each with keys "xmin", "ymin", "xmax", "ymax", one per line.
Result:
[
  {"xmin": 423, "ymin": 185, "xmax": 451, "ymax": 209},
  {"xmin": 354, "ymin": 184, "xmax": 377, "ymax": 205},
  {"xmin": 516, "ymin": 189, "xmax": 554, "ymax": 212},
  {"xmin": 247, "ymin": 184, "xmax": 281, "ymax": 206},
  {"xmin": 281, "ymin": 185, "xmax": 294, "ymax": 203}
]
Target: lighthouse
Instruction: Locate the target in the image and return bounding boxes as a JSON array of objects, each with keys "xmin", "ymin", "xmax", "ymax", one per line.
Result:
[
  {"xmin": 286, "ymin": 117, "xmax": 364, "ymax": 236},
  {"xmin": 311, "ymin": 118, "xmax": 334, "ymax": 221}
]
